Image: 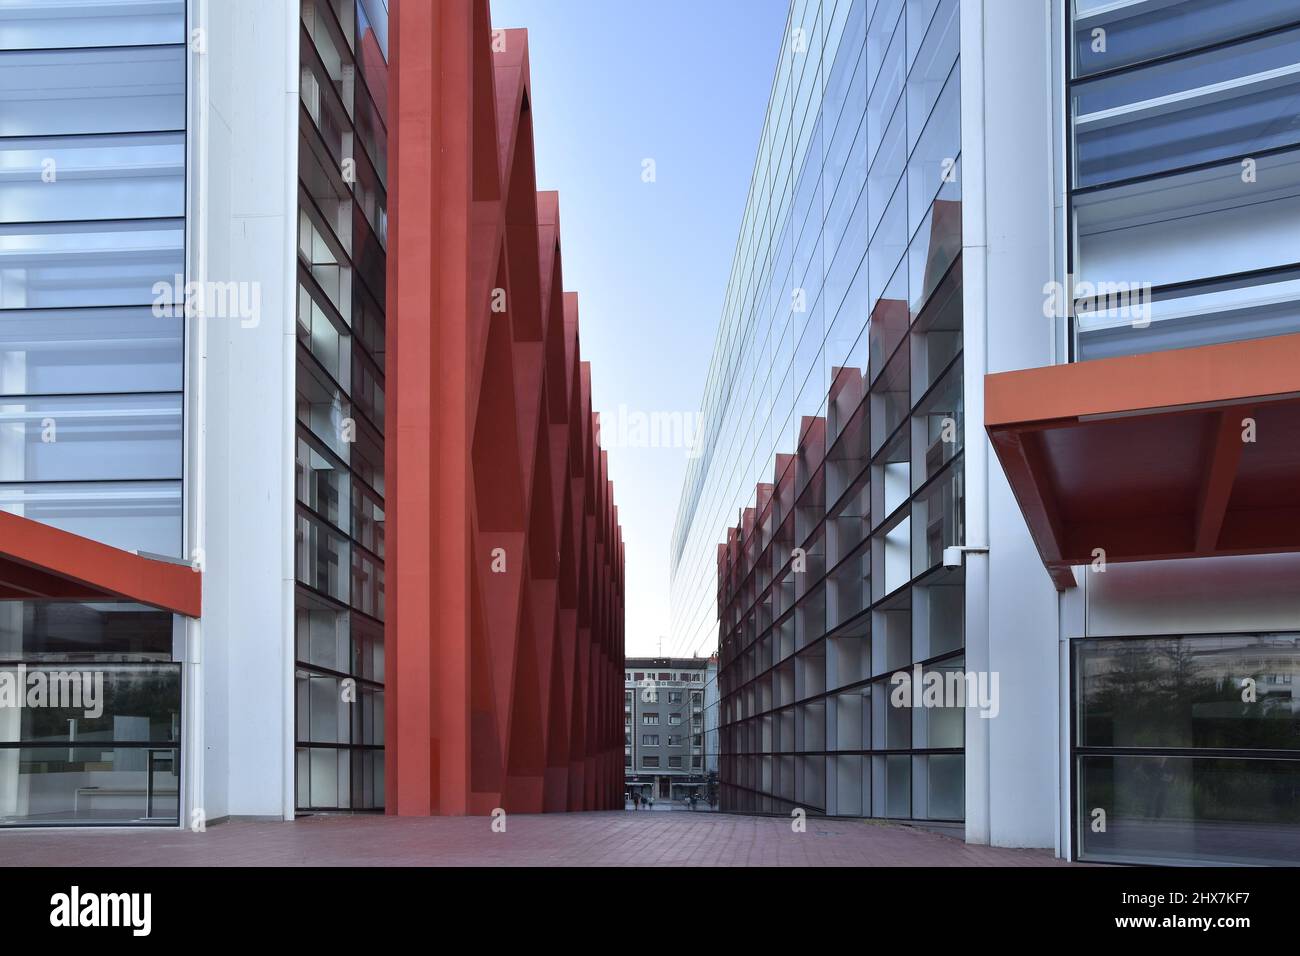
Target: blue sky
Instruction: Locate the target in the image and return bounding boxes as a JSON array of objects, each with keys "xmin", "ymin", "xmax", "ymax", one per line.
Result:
[{"xmin": 490, "ymin": 0, "xmax": 789, "ymax": 656}]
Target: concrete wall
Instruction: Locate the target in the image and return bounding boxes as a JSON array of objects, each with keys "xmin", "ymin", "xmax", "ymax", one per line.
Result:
[
  {"xmin": 960, "ymin": 0, "xmax": 1061, "ymax": 850},
  {"xmin": 189, "ymin": 0, "xmax": 299, "ymax": 823}
]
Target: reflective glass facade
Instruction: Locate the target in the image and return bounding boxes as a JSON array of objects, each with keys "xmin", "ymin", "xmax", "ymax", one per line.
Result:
[
  {"xmin": 1068, "ymin": 1, "xmax": 1300, "ymax": 360},
  {"xmin": 0, "ymin": 602, "xmax": 181, "ymax": 826},
  {"xmin": 0, "ymin": 0, "xmax": 187, "ymax": 557},
  {"xmin": 294, "ymin": 0, "xmax": 388, "ymax": 812},
  {"xmin": 0, "ymin": 1, "xmax": 187, "ymax": 828},
  {"xmin": 1074, "ymin": 633, "xmax": 1300, "ymax": 866},
  {"xmin": 671, "ymin": 0, "xmax": 964, "ymax": 820}
]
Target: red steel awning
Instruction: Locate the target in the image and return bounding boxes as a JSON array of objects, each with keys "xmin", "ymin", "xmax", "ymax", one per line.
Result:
[
  {"xmin": 0, "ymin": 511, "xmax": 201, "ymax": 617},
  {"xmin": 986, "ymin": 333, "xmax": 1300, "ymax": 590}
]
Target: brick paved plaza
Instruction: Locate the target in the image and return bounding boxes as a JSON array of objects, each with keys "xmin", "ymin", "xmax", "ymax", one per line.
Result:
[{"xmin": 0, "ymin": 811, "xmax": 1071, "ymax": 867}]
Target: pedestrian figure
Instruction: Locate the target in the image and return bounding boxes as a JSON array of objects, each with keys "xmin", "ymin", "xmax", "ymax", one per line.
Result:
[{"xmin": 632, "ymin": 791, "xmax": 640, "ymax": 810}]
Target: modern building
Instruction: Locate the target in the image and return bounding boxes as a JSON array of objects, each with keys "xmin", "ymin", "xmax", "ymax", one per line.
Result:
[
  {"xmin": 386, "ymin": 2, "xmax": 626, "ymax": 815},
  {"xmin": 670, "ymin": 0, "xmax": 1300, "ymax": 866},
  {"xmin": 0, "ymin": 0, "xmax": 622, "ymax": 827},
  {"xmin": 624, "ymin": 657, "xmax": 708, "ymax": 802}
]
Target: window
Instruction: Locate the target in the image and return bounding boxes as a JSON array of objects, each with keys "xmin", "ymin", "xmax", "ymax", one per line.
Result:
[
  {"xmin": 624, "ymin": 733, "xmax": 631, "ymax": 746},
  {"xmin": 0, "ymin": 0, "xmax": 185, "ymax": 49},
  {"xmin": 668, "ymin": 691, "xmax": 683, "ymax": 703},
  {"xmin": 668, "ymin": 713, "xmax": 682, "ymax": 725},
  {"xmin": 1073, "ymin": 633, "xmax": 1300, "ymax": 866},
  {"xmin": 293, "ymin": 0, "xmax": 390, "ymax": 813},
  {"xmin": 0, "ymin": 662, "xmax": 181, "ymax": 826},
  {"xmin": 642, "ymin": 713, "xmax": 659, "ymax": 725},
  {"xmin": 642, "ymin": 734, "xmax": 659, "ymax": 747},
  {"xmin": 668, "ymin": 756, "xmax": 683, "ymax": 768},
  {"xmin": 642, "ymin": 756, "xmax": 659, "ymax": 769},
  {"xmin": 0, "ymin": 12, "xmax": 189, "ymax": 562},
  {"xmin": 692, "ymin": 756, "xmax": 702, "ymax": 769},
  {"xmin": 1067, "ymin": 5, "xmax": 1300, "ymax": 360},
  {"xmin": 668, "ymin": 735, "xmax": 682, "ymax": 746},
  {"xmin": 0, "ymin": 46, "xmax": 185, "ymax": 138},
  {"xmin": 624, "ymin": 754, "xmax": 632, "ymax": 768}
]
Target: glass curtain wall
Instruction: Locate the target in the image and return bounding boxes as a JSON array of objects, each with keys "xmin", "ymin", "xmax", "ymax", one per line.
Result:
[
  {"xmin": 0, "ymin": 602, "xmax": 181, "ymax": 826},
  {"xmin": 0, "ymin": 1, "xmax": 187, "ymax": 828},
  {"xmin": 1068, "ymin": 0, "xmax": 1300, "ymax": 360},
  {"xmin": 294, "ymin": 0, "xmax": 388, "ymax": 812},
  {"xmin": 671, "ymin": 0, "xmax": 964, "ymax": 821},
  {"xmin": 1074, "ymin": 633, "xmax": 1300, "ymax": 865},
  {"xmin": 0, "ymin": 0, "xmax": 187, "ymax": 556}
]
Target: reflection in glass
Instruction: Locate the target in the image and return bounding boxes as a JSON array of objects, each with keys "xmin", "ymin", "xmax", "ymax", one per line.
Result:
[
  {"xmin": 1077, "ymin": 634, "xmax": 1300, "ymax": 751},
  {"xmin": 0, "ymin": 662, "xmax": 180, "ymax": 826},
  {"xmin": 0, "ymin": 46, "xmax": 185, "ymax": 137},
  {"xmin": 0, "ymin": 308, "xmax": 183, "ymax": 396},
  {"xmin": 0, "ymin": 480, "xmax": 181, "ymax": 557},
  {"xmin": 1078, "ymin": 754, "xmax": 1300, "ymax": 865}
]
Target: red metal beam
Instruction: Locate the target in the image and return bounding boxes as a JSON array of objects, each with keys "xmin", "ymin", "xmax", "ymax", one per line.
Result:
[
  {"xmin": 987, "ymin": 332, "xmax": 1300, "ymax": 427},
  {"xmin": 0, "ymin": 511, "xmax": 201, "ymax": 617},
  {"xmin": 1194, "ymin": 406, "xmax": 1250, "ymax": 552}
]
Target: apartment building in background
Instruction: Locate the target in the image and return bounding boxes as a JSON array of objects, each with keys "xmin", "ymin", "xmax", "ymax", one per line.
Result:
[
  {"xmin": 624, "ymin": 657, "xmax": 709, "ymax": 802},
  {"xmin": 0, "ymin": 0, "xmax": 623, "ymax": 827},
  {"xmin": 671, "ymin": 0, "xmax": 1300, "ymax": 865}
]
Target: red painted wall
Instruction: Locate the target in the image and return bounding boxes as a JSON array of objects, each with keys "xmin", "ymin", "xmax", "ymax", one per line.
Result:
[{"xmin": 386, "ymin": 0, "xmax": 625, "ymax": 815}]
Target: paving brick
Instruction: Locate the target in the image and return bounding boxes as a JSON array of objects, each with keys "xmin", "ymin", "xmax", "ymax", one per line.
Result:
[{"xmin": 0, "ymin": 812, "xmax": 1074, "ymax": 867}]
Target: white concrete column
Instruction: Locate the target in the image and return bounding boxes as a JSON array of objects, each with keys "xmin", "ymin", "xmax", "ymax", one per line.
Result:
[{"xmin": 960, "ymin": 0, "xmax": 1062, "ymax": 850}]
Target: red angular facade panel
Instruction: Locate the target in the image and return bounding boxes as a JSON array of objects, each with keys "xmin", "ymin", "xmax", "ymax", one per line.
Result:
[{"xmin": 386, "ymin": 0, "xmax": 625, "ymax": 816}]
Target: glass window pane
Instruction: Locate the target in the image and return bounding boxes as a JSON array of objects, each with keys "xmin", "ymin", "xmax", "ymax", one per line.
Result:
[
  {"xmin": 0, "ymin": 46, "xmax": 185, "ymax": 137},
  {"xmin": 0, "ymin": 307, "xmax": 183, "ymax": 396},
  {"xmin": 927, "ymin": 752, "xmax": 963, "ymax": 819},
  {"xmin": 0, "ymin": 219, "xmax": 185, "ymax": 309},
  {"xmin": 1073, "ymin": 0, "xmax": 1300, "ymax": 79},
  {"xmin": 1078, "ymin": 754, "xmax": 1300, "ymax": 866},
  {"xmin": 885, "ymin": 752, "xmax": 910, "ymax": 815},
  {"xmin": 0, "ymin": 479, "xmax": 181, "ymax": 556},
  {"xmin": 0, "ymin": 660, "xmax": 181, "ymax": 826},
  {"xmin": 906, "ymin": 0, "xmax": 958, "ymax": 153},
  {"xmin": 0, "ymin": 0, "xmax": 186, "ymax": 50},
  {"xmin": 0, "ymin": 393, "xmax": 182, "ymax": 481},
  {"xmin": 0, "ymin": 132, "xmax": 186, "ymax": 224},
  {"xmin": 0, "ymin": 746, "xmax": 179, "ymax": 825},
  {"xmin": 1078, "ymin": 634, "xmax": 1300, "ymax": 750},
  {"xmin": 0, "ymin": 601, "xmax": 173, "ymax": 662},
  {"xmin": 1072, "ymin": 27, "xmax": 1300, "ymax": 187},
  {"xmin": 1078, "ymin": 272, "xmax": 1300, "ymax": 361},
  {"xmin": 0, "ymin": 663, "xmax": 181, "ymax": 744}
]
